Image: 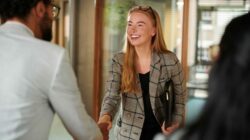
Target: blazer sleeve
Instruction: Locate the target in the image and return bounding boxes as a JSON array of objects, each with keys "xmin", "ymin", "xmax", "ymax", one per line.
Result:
[
  {"xmin": 48, "ymin": 50, "xmax": 102, "ymax": 140},
  {"xmin": 99, "ymin": 53, "xmax": 123, "ymax": 119},
  {"xmin": 170, "ymin": 55, "xmax": 187, "ymax": 124}
]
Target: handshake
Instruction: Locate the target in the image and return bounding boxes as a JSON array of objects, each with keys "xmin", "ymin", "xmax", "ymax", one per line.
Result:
[{"xmin": 98, "ymin": 115, "xmax": 112, "ymax": 140}]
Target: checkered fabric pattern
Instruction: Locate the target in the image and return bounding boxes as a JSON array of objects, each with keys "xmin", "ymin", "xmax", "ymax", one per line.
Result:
[{"xmin": 100, "ymin": 51, "xmax": 186, "ymax": 140}]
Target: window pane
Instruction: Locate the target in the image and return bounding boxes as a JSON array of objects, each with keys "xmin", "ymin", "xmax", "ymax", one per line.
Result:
[{"xmin": 196, "ymin": 0, "xmax": 250, "ymax": 64}]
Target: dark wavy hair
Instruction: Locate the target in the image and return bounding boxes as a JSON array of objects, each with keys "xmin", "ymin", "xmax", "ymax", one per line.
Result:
[
  {"xmin": 0, "ymin": 0, "xmax": 52, "ymax": 20},
  {"xmin": 180, "ymin": 12, "xmax": 250, "ymax": 140}
]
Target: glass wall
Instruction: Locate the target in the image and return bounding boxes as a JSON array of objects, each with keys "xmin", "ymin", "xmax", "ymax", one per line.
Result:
[
  {"xmin": 186, "ymin": 0, "xmax": 250, "ymax": 125},
  {"xmin": 101, "ymin": 0, "xmax": 185, "ymax": 99},
  {"xmin": 196, "ymin": 0, "xmax": 250, "ymax": 65},
  {"xmin": 187, "ymin": 0, "xmax": 250, "ymax": 99}
]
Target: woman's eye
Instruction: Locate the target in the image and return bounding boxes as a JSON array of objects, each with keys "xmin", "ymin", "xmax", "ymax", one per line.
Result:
[{"xmin": 138, "ymin": 24, "xmax": 143, "ymax": 27}]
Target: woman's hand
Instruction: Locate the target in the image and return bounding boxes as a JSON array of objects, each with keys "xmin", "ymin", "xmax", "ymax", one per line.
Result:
[
  {"xmin": 161, "ymin": 122, "xmax": 179, "ymax": 135},
  {"xmin": 97, "ymin": 115, "xmax": 112, "ymax": 140}
]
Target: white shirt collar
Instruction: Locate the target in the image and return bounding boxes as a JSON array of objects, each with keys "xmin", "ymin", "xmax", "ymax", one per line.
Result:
[{"xmin": 0, "ymin": 21, "xmax": 34, "ymax": 37}]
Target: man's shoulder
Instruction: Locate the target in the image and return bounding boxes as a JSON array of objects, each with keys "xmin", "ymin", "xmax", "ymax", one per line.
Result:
[
  {"xmin": 25, "ymin": 37, "xmax": 65, "ymax": 55},
  {"xmin": 0, "ymin": 21, "xmax": 64, "ymax": 53}
]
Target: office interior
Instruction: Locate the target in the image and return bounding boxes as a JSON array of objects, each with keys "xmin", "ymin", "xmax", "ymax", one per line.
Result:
[{"xmin": 1, "ymin": 0, "xmax": 249, "ymax": 139}]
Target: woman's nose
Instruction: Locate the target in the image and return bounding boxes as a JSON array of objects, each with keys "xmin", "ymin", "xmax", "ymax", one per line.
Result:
[{"xmin": 130, "ymin": 26, "xmax": 136, "ymax": 33}]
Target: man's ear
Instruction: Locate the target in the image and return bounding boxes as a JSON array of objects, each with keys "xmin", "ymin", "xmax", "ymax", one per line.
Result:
[{"xmin": 33, "ymin": 1, "xmax": 46, "ymax": 18}]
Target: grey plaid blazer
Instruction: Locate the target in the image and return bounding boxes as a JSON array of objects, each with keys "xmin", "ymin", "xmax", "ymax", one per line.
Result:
[{"xmin": 100, "ymin": 51, "xmax": 186, "ymax": 140}]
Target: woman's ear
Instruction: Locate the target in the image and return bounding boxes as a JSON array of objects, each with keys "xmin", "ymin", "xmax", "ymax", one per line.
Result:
[
  {"xmin": 152, "ymin": 32, "xmax": 156, "ymax": 36},
  {"xmin": 151, "ymin": 27, "xmax": 156, "ymax": 36}
]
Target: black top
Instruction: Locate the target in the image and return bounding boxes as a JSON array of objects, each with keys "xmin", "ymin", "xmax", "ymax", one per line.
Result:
[{"xmin": 139, "ymin": 72, "xmax": 161, "ymax": 140}]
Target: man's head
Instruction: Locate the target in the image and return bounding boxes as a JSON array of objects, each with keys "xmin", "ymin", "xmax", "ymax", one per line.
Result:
[{"xmin": 0, "ymin": 0, "xmax": 59, "ymax": 41}]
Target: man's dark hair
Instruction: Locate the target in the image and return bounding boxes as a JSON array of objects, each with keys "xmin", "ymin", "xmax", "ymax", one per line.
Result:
[{"xmin": 0, "ymin": 0, "xmax": 52, "ymax": 20}]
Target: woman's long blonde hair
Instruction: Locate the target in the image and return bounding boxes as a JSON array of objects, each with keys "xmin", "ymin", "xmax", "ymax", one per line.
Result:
[{"xmin": 121, "ymin": 5, "xmax": 169, "ymax": 93}]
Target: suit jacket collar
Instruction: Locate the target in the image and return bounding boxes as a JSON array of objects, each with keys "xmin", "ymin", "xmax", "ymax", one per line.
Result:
[{"xmin": 151, "ymin": 51, "xmax": 161, "ymax": 67}]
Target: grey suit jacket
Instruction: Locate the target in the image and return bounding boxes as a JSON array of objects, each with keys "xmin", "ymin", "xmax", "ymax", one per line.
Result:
[{"xmin": 100, "ymin": 51, "xmax": 186, "ymax": 140}]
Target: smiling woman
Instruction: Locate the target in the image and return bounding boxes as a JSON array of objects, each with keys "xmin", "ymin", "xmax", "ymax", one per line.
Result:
[
  {"xmin": 98, "ymin": 5, "xmax": 186, "ymax": 140},
  {"xmin": 95, "ymin": 1, "xmax": 187, "ymax": 140},
  {"xmin": 99, "ymin": 2, "xmax": 186, "ymax": 126}
]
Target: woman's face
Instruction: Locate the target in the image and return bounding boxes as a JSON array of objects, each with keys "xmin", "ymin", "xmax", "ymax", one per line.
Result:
[{"xmin": 126, "ymin": 12, "xmax": 156, "ymax": 48}]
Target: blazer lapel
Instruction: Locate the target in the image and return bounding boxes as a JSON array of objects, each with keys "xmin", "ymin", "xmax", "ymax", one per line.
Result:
[
  {"xmin": 134, "ymin": 52, "xmax": 161, "ymax": 115},
  {"xmin": 135, "ymin": 76, "xmax": 144, "ymax": 114},
  {"xmin": 149, "ymin": 52, "xmax": 161, "ymax": 111}
]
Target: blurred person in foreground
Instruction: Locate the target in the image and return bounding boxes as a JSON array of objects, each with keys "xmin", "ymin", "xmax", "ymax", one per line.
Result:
[
  {"xmin": 97, "ymin": 5, "xmax": 186, "ymax": 140},
  {"xmin": 156, "ymin": 12, "xmax": 250, "ymax": 140},
  {"xmin": 0, "ymin": 0, "xmax": 102, "ymax": 139}
]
